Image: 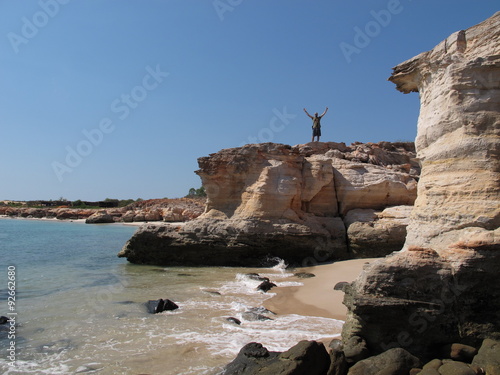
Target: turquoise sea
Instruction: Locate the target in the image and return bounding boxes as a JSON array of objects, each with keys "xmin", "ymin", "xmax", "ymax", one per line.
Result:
[{"xmin": 0, "ymin": 218, "xmax": 342, "ymax": 375}]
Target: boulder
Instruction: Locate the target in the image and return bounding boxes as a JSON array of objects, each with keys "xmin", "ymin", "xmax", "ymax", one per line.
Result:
[
  {"xmin": 226, "ymin": 317, "xmax": 241, "ymax": 325},
  {"xmin": 256, "ymin": 280, "xmax": 277, "ymax": 293},
  {"xmin": 85, "ymin": 211, "xmax": 114, "ymax": 224},
  {"xmin": 440, "ymin": 343, "xmax": 478, "ymax": 363},
  {"xmin": 472, "ymin": 339, "xmax": 500, "ymax": 375},
  {"xmin": 223, "ymin": 340, "xmax": 331, "ymax": 375},
  {"xmin": 122, "ymin": 211, "xmax": 136, "ymax": 222},
  {"xmin": 438, "ymin": 361, "xmax": 476, "ymax": 375},
  {"xmin": 145, "ymin": 299, "xmax": 179, "ymax": 314},
  {"xmin": 347, "ymin": 348, "xmax": 421, "ymax": 375}
]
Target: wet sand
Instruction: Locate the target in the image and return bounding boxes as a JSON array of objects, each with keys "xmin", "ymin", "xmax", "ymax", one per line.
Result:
[{"xmin": 264, "ymin": 258, "xmax": 379, "ymax": 321}]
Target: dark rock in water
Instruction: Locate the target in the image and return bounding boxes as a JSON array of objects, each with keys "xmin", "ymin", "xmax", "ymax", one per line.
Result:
[
  {"xmin": 0, "ymin": 316, "xmax": 10, "ymax": 325},
  {"xmin": 246, "ymin": 306, "xmax": 276, "ymax": 316},
  {"xmin": 177, "ymin": 273, "xmax": 194, "ymax": 277},
  {"xmin": 348, "ymin": 347, "xmax": 421, "ymax": 375},
  {"xmin": 293, "ymin": 272, "xmax": 315, "ymax": 278},
  {"xmin": 146, "ymin": 299, "xmax": 179, "ymax": 314},
  {"xmin": 334, "ymin": 281, "xmax": 350, "ymax": 291},
  {"xmin": 343, "ymin": 335, "xmax": 369, "ymax": 364},
  {"xmin": 226, "ymin": 317, "xmax": 241, "ymax": 325},
  {"xmin": 472, "ymin": 339, "xmax": 500, "ymax": 375},
  {"xmin": 256, "ymin": 280, "xmax": 276, "ymax": 292},
  {"xmin": 242, "ymin": 311, "xmax": 273, "ymax": 322},
  {"xmin": 223, "ymin": 340, "xmax": 330, "ymax": 375},
  {"xmin": 245, "ymin": 273, "xmax": 269, "ymax": 282},
  {"xmin": 203, "ymin": 290, "xmax": 221, "ymax": 296},
  {"xmin": 440, "ymin": 343, "xmax": 477, "ymax": 363}
]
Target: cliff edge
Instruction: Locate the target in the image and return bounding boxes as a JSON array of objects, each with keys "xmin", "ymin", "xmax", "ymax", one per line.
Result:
[
  {"xmin": 119, "ymin": 141, "xmax": 419, "ymax": 266},
  {"xmin": 343, "ymin": 11, "xmax": 500, "ymax": 359}
]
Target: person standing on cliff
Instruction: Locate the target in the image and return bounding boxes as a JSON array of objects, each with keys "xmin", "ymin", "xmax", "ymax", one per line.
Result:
[{"xmin": 304, "ymin": 107, "xmax": 328, "ymax": 142}]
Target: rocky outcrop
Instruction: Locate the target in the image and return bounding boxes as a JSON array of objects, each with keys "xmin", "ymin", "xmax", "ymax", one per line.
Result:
[
  {"xmin": 343, "ymin": 12, "xmax": 500, "ymax": 360},
  {"xmin": 222, "ymin": 341, "xmax": 331, "ymax": 375},
  {"xmin": 119, "ymin": 142, "xmax": 419, "ymax": 266},
  {"xmin": 344, "ymin": 205, "xmax": 412, "ymax": 258},
  {"xmin": 0, "ymin": 198, "xmax": 205, "ymax": 224}
]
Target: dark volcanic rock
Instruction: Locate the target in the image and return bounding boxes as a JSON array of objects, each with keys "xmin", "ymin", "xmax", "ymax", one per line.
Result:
[{"xmin": 146, "ymin": 299, "xmax": 179, "ymax": 314}]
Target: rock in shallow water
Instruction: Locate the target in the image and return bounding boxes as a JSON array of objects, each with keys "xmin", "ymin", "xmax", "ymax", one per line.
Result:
[{"xmin": 145, "ymin": 299, "xmax": 179, "ymax": 314}]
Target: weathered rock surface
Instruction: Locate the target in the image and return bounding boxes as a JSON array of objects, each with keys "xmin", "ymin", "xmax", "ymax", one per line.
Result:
[
  {"xmin": 222, "ymin": 341, "xmax": 331, "ymax": 375},
  {"xmin": 118, "ymin": 216, "xmax": 348, "ymax": 266},
  {"xmin": 389, "ymin": 12, "xmax": 500, "ymax": 252},
  {"xmin": 119, "ymin": 142, "xmax": 419, "ymax": 266},
  {"xmin": 344, "ymin": 205, "xmax": 412, "ymax": 258},
  {"xmin": 343, "ymin": 12, "xmax": 500, "ymax": 360},
  {"xmin": 347, "ymin": 347, "xmax": 421, "ymax": 375},
  {"xmin": 85, "ymin": 211, "xmax": 115, "ymax": 224},
  {"xmin": 472, "ymin": 339, "xmax": 500, "ymax": 375}
]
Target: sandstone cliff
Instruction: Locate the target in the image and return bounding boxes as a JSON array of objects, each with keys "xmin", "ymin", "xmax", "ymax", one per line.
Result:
[
  {"xmin": 343, "ymin": 12, "xmax": 500, "ymax": 359},
  {"xmin": 119, "ymin": 141, "xmax": 419, "ymax": 266}
]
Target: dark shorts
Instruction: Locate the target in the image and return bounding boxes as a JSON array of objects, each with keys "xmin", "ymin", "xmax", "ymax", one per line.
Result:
[{"xmin": 312, "ymin": 127, "xmax": 321, "ymax": 137}]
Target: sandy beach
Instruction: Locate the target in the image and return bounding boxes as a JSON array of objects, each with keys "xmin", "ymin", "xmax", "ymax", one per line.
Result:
[{"xmin": 264, "ymin": 258, "xmax": 380, "ymax": 321}]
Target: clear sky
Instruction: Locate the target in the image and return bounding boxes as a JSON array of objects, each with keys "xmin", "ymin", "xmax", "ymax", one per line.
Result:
[{"xmin": 0, "ymin": 1, "xmax": 498, "ymax": 201}]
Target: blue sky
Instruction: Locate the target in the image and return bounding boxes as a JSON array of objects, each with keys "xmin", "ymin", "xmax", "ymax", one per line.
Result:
[{"xmin": 0, "ymin": 1, "xmax": 498, "ymax": 201}]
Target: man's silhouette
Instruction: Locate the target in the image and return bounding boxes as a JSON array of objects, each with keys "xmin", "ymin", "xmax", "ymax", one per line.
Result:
[{"xmin": 304, "ymin": 107, "xmax": 328, "ymax": 142}]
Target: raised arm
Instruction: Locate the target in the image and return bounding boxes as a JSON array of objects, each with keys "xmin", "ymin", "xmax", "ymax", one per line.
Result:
[
  {"xmin": 303, "ymin": 108, "xmax": 313, "ymax": 119},
  {"xmin": 320, "ymin": 107, "xmax": 329, "ymax": 117}
]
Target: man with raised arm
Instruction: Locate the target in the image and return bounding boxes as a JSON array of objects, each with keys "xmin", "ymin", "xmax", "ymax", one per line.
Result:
[{"xmin": 304, "ymin": 107, "xmax": 328, "ymax": 142}]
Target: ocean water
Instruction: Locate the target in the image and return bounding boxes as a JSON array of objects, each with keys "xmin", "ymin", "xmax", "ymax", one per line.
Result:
[{"xmin": 0, "ymin": 219, "xmax": 342, "ymax": 375}]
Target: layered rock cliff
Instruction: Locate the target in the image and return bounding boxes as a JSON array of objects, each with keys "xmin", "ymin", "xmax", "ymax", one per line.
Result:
[
  {"xmin": 343, "ymin": 12, "xmax": 500, "ymax": 360},
  {"xmin": 119, "ymin": 141, "xmax": 419, "ymax": 266}
]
